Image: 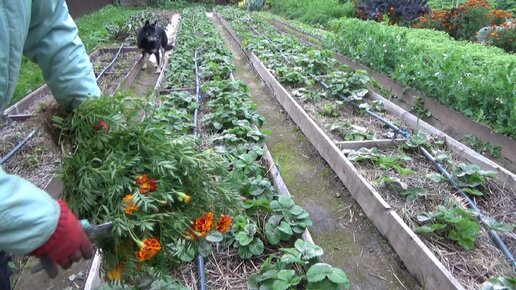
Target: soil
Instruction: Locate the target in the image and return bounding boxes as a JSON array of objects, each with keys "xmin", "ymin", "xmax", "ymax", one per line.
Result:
[
  {"xmin": 211, "ymin": 14, "xmax": 421, "ymax": 290},
  {"xmin": 350, "ymin": 146, "xmax": 515, "ymax": 290},
  {"xmin": 0, "ymin": 118, "xmax": 60, "ymax": 189}
]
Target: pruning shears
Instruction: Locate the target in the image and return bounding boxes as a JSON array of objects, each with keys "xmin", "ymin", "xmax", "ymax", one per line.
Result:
[{"xmin": 31, "ymin": 220, "xmax": 113, "ymax": 278}]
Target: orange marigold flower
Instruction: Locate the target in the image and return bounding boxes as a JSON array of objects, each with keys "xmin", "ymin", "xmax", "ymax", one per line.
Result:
[
  {"xmin": 107, "ymin": 264, "xmax": 124, "ymax": 281},
  {"xmin": 216, "ymin": 214, "xmax": 232, "ymax": 234},
  {"xmin": 123, "ymin": 194, "xmax": 138, "ymax": 215},
  {"xmin": 93, "ymin": 120, "xmax": 109, "ymax": 132},
  {"xmin": 135, "ymin": 174, "xmax": 157, "ymax": 194},
  {"xmin": 193, "ymin": 212, "xmax": 214, "ymax": 237},
  {"xmin": 134, "ymin": 237, "xmax": 161, "ymax": 262}
]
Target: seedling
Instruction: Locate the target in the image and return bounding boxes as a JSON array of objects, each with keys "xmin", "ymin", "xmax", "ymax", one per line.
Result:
[
  {"xmin": 416, "ymin": 205, "xmax": 480, "ymax": 250},
  {"xmin": 265, "ymin": 195, "xmax": 312, "ymax": 245},
  {"xmin": 462, "ymin": 134, "xmax": 501, "ymax": 158},
  {"xmin": 318, "ymin": 103, "xmax": 340, "ymax": 118},
  {"xmin": 329, "ymin": 122, "xmax": 373, "ymax": 141},
  {"xmin": 453, "ymin": 163, "xmax": 497, "ymax": 196},
  {"xmin": 410, "ymin": 95, "xmax": 432, "ymax": 118}
]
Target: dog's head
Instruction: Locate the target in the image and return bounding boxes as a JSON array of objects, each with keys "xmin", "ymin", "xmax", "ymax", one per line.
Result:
[{"xmin": 142, "ymin": 20, "xmax": 159, "ymax": 42}]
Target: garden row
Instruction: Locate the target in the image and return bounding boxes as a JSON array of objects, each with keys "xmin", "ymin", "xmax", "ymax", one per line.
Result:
[
  {"xmin": 269, "ymin": 1, "xmax": 515, "ymax": 139},
  {"xmin": 56, "ymin": 7, "xmax": 351, "ymax": 290},
  {"xmin": 216, "ymin": 6, "xmax": 515, "ymax": 290},
  {"xmin": 255, "ymin": 10, "xmax": 516, "ymax": 172}
]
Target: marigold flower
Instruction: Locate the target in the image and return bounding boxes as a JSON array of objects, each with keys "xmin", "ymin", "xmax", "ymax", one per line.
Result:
[
  {"xmin": 134, "ymin": 237, "xmax": 161, "ymax": 262},
  {"xmin": 93, "ymin": 120, "xmax": 109, "ymax": 132},
  {"xmin": 135, "ymin": 174, "xmax": 157, "ymax": 194},
  {"xmin": 107, "ymin": 264, "xmax": 124, "ymax": 281},
  {"xmin": 193, "ymin": 212, "xmax": 214, "ymax": 237},
  {"xmin": 216, "ymin": 214, "xmax": 232, "ymax": 234},
  {"xmin": 177, "ymin": 192, "xmax": 191, "ymax": 203},
  {"xmin": 123, "ymin": 194, "xmax": 138, "ymax": 215}
]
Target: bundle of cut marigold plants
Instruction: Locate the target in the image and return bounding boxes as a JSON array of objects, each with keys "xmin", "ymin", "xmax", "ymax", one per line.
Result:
[{"xmin": 55, "ymin": 95, "xmax": 243, "ymax": 285}]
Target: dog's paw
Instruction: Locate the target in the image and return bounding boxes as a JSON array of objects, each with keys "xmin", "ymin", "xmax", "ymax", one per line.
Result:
[
  {"xmin": 155, "ymin": 69, "xmax": 161, "ymax": 74},
  {"xmin": 154, "ymin": 63, "xmax": 158, "ymax": 68},
  {"xmin": 142, "ymin": 64, "xmax": 147, "ymax": 70}
]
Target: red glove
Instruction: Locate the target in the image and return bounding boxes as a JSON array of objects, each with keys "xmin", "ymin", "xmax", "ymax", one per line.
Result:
[{"xmin": 30, "ymin": 200, "xmax": 94, "ymax": 269}]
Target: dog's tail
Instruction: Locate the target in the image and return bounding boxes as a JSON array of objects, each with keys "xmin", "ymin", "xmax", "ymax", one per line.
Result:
[{"xmin": 165, "ymin": 44, "xmax": 174, "ymax": 51}]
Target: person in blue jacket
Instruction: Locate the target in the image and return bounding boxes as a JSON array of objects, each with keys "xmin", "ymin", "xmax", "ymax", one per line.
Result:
[{"xmin": 1, "ymin": 1, "xmax": 101, "ymax": 288}]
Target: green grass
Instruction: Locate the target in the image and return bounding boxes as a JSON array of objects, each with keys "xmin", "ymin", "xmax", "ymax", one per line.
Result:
[
  {"xmin": 271, "ymin": 0, "xmax": 350, "ymax": 27},
  {"xmin": 11, "ymin": 5, "xmax": 139, "ymax": 105}
]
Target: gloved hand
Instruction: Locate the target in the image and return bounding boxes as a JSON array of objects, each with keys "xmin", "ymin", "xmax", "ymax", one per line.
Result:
[{"xmin": 30, "ymin": 200, "xmax": 94, "ymax": 269}]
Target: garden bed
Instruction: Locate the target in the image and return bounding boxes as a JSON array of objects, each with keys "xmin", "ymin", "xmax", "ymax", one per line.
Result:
[
  {"xmin": 263, "ymin": 13, "xmax": 516, "ymax": 173},
  {"xmin": 348, "ymin": 145, "xmax": 515, "ymax": 288},
  {"xmin": 2, "ymin": 47, "xmax": 143, "ymax": 122},
  {"xmin": 215, "ymin": 8, "xmax": 516, "ymax": 290}
]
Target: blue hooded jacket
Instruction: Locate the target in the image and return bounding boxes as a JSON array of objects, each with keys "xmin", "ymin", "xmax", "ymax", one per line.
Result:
[{"xmin": 0, "ymin": 0, "xmax": 100, "ymax": 254}]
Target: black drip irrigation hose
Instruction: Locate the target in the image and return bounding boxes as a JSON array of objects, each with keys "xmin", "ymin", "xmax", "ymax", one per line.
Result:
[
  {"xmin": 96, "ymin": 44, "xmax": 124, "ymax": 81},
  {"xmin": 0, "ymin": 128, "xmax": 38, "ymax": 165},
  {"xmin": 249, "ymin": 23, "xmax": 516, "ymax": 268},
  {"xmin": 192, "ymin": 49, "xmax": 207, "ymax": 290}
]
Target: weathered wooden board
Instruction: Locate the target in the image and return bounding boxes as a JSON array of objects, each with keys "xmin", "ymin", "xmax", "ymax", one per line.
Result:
[
  {"xmin": 335, "ymin": 139, "xmax": 406, "ymax": 150},
  {"xmin": 215, "ymin": 12, "xmax": 464, "ymax": 290}
]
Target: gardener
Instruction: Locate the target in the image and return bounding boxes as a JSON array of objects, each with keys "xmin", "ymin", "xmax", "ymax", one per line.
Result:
[{"xmin": 0, "ymin": 0, "xmax": 100, "ymax": 289}]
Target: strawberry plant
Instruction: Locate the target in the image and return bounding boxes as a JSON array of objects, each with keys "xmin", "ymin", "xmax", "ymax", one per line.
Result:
[
  {"xmin": 347, "ymin": 147, "xmax": 414, "ymax": 175},
  {"xmin": 416, "ymin": 205, "xmax": 480, "ymax": 249},
  {"xmin": 452, "ymin": 163, "xmax": 496, "ymax": 196},
  {"xmin": 329, "ymin": 122, "xmax": 374, "ymax": 141},
  {"xmin": 265, "ymin": 195, "xmax": 313, "ymax": 245},
  {"xmin": 248, "ymin": 239, "xmax": 350, "ymax": 290},
  {"xmin": 318, "ymin": 103, "xmax": 340, "ymax": 117},
  {"xmin": 228, "ymin": 217, "xmax": 265, "ymax": 259}
]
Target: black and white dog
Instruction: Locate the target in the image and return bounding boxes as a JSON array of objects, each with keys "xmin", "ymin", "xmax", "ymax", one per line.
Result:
[{"xmin": 136, "ymin": 20, "xmax": 173, "ymax": 73}]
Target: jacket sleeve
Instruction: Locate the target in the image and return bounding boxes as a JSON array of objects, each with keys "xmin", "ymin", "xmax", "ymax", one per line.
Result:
[
  {"xmin": 0, "ymin": 168, "xmax": 60, "ymax": 255},
  {"xmin": 22, "ymin": 0, "xmax": 100, "ymax": 109}
]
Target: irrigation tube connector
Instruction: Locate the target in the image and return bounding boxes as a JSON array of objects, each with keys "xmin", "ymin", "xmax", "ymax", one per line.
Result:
[
  {"xmin": 0, "ymin": 128, "xmax": 38, "ymax": 165},
  {"xmin": 192, "ymin": 49, "xmax": 207, "ymax": 290},
  {"xmin": 96, "ymin": 44, "xmax": 124, "ymax": 81},
  {"xmin": 314, "ymin": 77, "xmax": 516, "ymax": 268}
]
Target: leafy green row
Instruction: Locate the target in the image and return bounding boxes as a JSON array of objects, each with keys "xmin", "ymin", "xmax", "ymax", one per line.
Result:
[{"xmin": 164, "ymin": 7, "xmax": 234, "ymax": 88}]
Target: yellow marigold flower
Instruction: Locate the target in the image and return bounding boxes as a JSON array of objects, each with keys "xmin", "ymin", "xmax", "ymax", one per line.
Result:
[
  {"xmin": 123, "ymin": 194, "xmax": 138, "ymax": 215},
  {"xmin": 107, "ymin": 264, "xmax": 124, "ymax": 281},
  {"xmin": 177, "ymin": 192, "xmax": 191, "ymax": 203}
]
